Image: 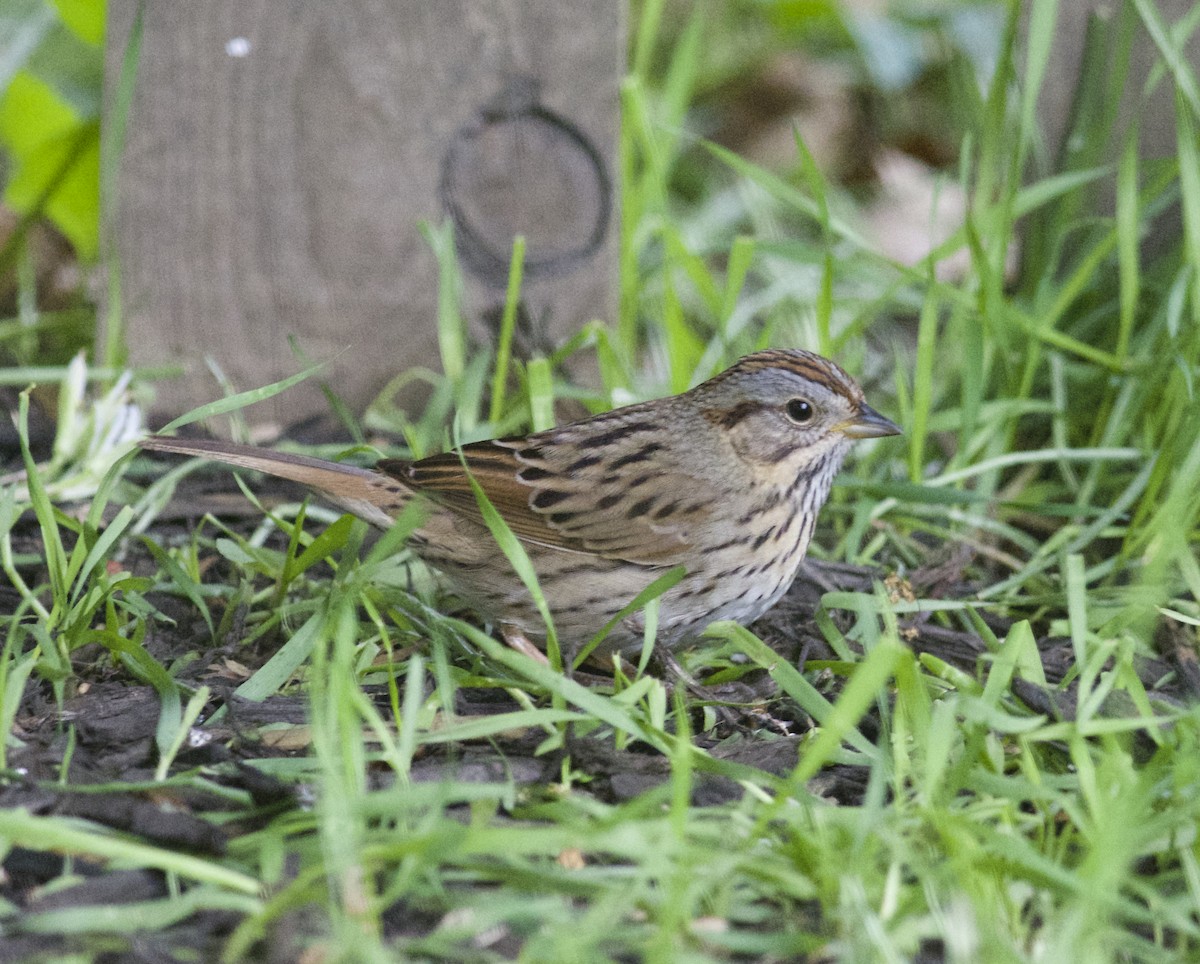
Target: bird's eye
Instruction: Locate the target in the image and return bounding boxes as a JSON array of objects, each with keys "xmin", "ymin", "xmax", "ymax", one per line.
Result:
[{"xmin": 786, "ymin": 398, "xmax": 814, "ymax": 424}]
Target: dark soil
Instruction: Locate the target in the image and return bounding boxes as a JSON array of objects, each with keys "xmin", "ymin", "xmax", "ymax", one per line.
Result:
[{"xmin": 3, "ymin": 471, "xmax": 1196, "ymax": 961}]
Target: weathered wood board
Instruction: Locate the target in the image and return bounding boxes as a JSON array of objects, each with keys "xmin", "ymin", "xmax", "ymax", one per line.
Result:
[{"xmin": 104, "ymin": 1, "xmax": 621, "ymax": 431}]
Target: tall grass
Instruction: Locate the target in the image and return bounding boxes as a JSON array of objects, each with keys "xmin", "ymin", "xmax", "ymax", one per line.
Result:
[{"xmin": 2, "ymin": 1, "xmax": 1199, "ymax": 960}]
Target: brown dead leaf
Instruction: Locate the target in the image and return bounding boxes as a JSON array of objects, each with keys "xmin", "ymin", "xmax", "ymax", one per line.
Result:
[
  {"xmin": 259, "ymin": 725, "xmax": 313, "ymax": 751},
  {"xmin": 207, "ymin": 658, "xmax": 252, "ymax": 681},
  {"xmin": 884, "ymin": 572, "xmax": 916, "ymax": 604}
]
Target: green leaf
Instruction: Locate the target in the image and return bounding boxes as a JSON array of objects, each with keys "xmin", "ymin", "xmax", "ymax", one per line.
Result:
[
  {"xmin": 573, "ymin": 564, "xmax": 686, "ymax": 669},
  {"xmin": 156, "ymin": 359, "xmax": 328, "ymax": 434},
  {"xmin": 0, "ymin": 0, "xmax": 55, "ymax": 91},
  {"xmin": 234, "ymin": 609, "xmax": 322, "ymax": 702},
  {"xmin": 0, "ymin": 809, "xmax": 262, "ymax": 894},
  {"xmin": 0, "ymin": 73, "xmax": 99, "ymax": 258},
  {"xmin": 705, "ymin": 621, "xmax": 882, "ymax": 762},
  {"xmin": 24, "ymin": 19, "xmax": 102, "ymax": 117},
  {"xmin": 53, "ymin": 0, "xmax": 105, "ymax": 46}
]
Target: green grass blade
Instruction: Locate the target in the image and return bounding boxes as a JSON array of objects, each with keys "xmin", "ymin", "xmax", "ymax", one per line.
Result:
[
  {"xmin": 0, "ymin": 809, "xmax": 262, "ymax": 893},
  {"xmin": 488, "ymin": 235, "xmax": 526, "ymax": 424},
  {"xmin": 156, "ymin": 360, "xmax": 327, "ymax": 434}
]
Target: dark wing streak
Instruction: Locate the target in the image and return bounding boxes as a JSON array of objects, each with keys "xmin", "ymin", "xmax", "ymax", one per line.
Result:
[
  {"xmin": 379, "ymin": 438, "xmax": 700, "ymax": 565},
  {"xmin": 378, "ymin": 444, "xmax": 593, "ymax": 554}
]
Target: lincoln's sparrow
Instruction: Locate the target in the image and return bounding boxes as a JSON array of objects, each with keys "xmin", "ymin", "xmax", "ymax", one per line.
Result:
[{"xmin": 140, "ymin": 349, "xmax": 899, "ymax": 659}]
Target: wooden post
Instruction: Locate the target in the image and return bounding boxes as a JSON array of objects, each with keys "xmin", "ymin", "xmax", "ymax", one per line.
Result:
[{"xmin": 104, "ymin": 1, "xmax": 621, "ymax": 431}]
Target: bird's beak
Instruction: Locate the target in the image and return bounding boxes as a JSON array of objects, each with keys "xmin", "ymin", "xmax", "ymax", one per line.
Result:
[{"xmin": 837, "ymin": 403, "xmax": 902, "ymax": 439}]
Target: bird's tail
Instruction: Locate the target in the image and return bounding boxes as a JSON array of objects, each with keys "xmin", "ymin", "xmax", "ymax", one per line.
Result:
[{"xmin": 138, "ymin": 436, "xmax": 408, "ymax": 528}]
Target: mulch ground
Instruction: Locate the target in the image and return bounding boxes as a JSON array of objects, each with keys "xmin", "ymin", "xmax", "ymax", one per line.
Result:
[{"xmin": 4, "ymin": 467, "xmax": 1197, "ymax": 961}]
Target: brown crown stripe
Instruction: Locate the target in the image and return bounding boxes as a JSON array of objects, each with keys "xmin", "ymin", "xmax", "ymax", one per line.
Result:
[
  {"xmin": 712, "ymin": 350, "xmax": 860, "ymax": 403},
  {"xmin": 747, "ymin": 358, "xmax": 848, "ymax": 393}
]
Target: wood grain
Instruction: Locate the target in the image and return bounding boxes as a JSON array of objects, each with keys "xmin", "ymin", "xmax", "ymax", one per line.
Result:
[{"xmin": 104, "ymin": 0, "xmax": 621, "ymax": 431}]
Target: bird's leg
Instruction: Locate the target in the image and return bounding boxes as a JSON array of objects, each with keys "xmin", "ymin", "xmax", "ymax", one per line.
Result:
[
  {"xmin": 648, "ymin": 650, "xmax": 746, "ymax": 732},
  {"xmin": 500, "ymin": 624, "xmax": 549, "ymax": 666},
  {"xmin": 650, "ymin": 650, "xmax": 792, "ymax": 735}
]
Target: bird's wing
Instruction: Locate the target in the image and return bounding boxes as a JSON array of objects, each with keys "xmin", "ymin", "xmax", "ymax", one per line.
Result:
[{"xmin": 377, "ymin": 429, "xmax": 720, "ymax": 565}]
